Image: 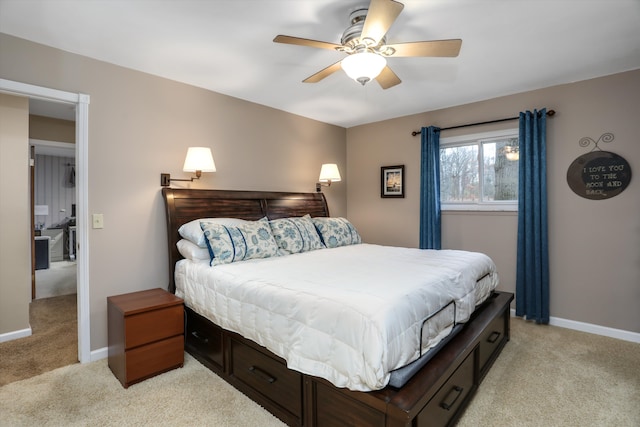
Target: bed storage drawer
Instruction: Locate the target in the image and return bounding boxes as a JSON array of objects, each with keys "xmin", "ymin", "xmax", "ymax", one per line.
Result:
[
  {"xmin": 312, "ymin": 380, "xmax": 386, "ymax": 427},
  {"xmin": 478, "ymin": 308, "xmax": 507, "ymax": 378},
  {"xmin": 230, "ymin": 338, "xmax": 302, "ymax": 419},
  {"xmin": 185, "ymin": 308, "xmax": 224, "ymax": 371},
  {"xmin": 415, "ymin": 350, "xmax": 476, "ymax": 427}
]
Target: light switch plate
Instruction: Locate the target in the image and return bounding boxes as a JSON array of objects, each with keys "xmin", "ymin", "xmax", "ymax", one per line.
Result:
[{"xmin": 92, "ymin": 213, "xmax": 104, "ymax": 229}]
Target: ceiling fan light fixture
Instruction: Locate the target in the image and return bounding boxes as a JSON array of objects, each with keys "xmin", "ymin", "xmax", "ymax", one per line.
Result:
[{"xmin": 341, "ymin": 51, "xmax": 386, "ymax": 85}]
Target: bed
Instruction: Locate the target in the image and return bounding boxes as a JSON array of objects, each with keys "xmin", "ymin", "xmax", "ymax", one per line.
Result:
[{"xmin": 162, "ymin": 188, "xmax": 513, "ymax": 427}]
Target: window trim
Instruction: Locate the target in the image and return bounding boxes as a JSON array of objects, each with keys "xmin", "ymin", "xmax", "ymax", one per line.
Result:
[{"xmin": 440, "ymin": 128, "xmax": 519, "ymax": 212}]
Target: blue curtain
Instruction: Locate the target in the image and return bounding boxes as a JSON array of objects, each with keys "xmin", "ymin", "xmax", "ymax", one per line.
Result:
[
  {"xmin": 516, "ymin": 109, "xmax": 550, "ymax": 324},
  {"xmin": 419, "ymin": 126, "xmax": 441, "ymax": 249}
]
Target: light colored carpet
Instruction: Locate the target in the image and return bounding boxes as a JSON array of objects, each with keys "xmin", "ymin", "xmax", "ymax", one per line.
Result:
[
  {"xmin": 35, "ymin": 260, "xmax": 77, "ymax": 299},
  {"xmin": 458, "ymin": 318, "xmax": 640, "ymax": 427},
  {"xmin": 1, "ymin": 319, "xmax": 638, "ymax": 426},
  {"xmin": 1, "ymin": 353, "xmax": 286, "ymax": 427}
]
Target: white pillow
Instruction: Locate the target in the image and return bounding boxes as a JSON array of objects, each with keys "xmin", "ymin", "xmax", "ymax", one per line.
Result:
[
  {"xmin": 178, "ymin": 217, "xmax": 248, "ymax": 248},
  {"xmin": 176, "ymin": 239, "xmax": 210, "ymax": 261}
]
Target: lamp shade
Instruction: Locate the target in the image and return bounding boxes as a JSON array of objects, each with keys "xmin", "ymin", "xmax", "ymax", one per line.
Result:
[
  {"xmin": 34, "ymin": 205, "xmax": 49, "ymax": 216},
  {"xmin": 341, "ymin": 52, "xmax": 387, "ymax": 85},
  {"xmin": 318, "ymin": 163, "xmax": 341, "ymax": 183},
  {"xmin": 183, "ymin": 147, "xmax": 216, "ymax": 172}
]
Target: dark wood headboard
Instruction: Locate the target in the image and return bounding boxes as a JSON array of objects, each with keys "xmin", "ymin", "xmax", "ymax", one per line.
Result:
[{"xmin": 161, "ymin": 188, "xmax": 330, "ymax": 293}]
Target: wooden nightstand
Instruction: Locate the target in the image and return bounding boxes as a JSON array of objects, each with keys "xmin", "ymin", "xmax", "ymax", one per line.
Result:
[{"xmin": 107, "ymin": 288, "xmax": 184, "ymax": 388}]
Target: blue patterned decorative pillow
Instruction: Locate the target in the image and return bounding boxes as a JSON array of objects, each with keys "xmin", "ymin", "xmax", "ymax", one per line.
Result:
[
  {"xmin": 200, "ymin": 217, "xmax": 279, "ymax": 266},
  {"xmin": 312, "ymin": 217, "xmax": 362, "ymax": 248},
  {"xmin": 269, "ymin": 215, "xmax": 325, "ymax": 254},
  {"xmin": 179, "ymin": 217, "xmax": 248, "ymax": 247}
]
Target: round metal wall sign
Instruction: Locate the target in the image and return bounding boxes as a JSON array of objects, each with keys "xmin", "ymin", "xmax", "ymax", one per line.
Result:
[{"xmin": 567, "ymin": 151, "xmax": 631, "ymax": 200}]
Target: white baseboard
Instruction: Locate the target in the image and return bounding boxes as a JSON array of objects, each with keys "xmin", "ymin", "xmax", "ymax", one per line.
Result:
[
  {"xmin": 510, "ymin": 309, "xmax": 640, "ymax": 343},
  {"xmin": 0, "ymin": 327, "xmax": 32, "ymax": 343},
  {"xmin": 0, "ymin": 328, "xmax": 105, "ymax": 360},
  {"xmin": 89, "ymin": 347, "xmax": 108, "ymax": 362}
]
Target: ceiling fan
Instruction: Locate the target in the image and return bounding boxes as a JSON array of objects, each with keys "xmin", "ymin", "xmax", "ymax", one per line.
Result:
[{"xmin": 273, "ymin": 0, "xmax": 462, "ymax": 89}]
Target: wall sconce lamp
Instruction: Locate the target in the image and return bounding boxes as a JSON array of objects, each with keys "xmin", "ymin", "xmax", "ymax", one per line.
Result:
[
  {"xmin": 316, "ymin": 163, "xmax": 342, "ymax": 192},
  {"xmin": 161, "ymin": 147, "xmax": 216, "ymax": 186}
]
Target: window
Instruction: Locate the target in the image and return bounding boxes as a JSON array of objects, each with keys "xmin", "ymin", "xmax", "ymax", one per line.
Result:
[{"xmin": 440, "ymin": 129, "xmax": 519, "ymax": 211}]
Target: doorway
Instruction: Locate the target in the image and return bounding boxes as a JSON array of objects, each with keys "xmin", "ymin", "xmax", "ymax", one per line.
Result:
[
  {"xmin": 31, "ymin": 137, "xmax": 77, "ymax": 301},
  {"xmin": 0, "ymin": 78, "xmax": 90, "ymax": 364}
]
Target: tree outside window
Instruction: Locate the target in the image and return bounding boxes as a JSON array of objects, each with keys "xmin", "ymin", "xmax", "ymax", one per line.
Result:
[{"xmin": 440, "ymin": 130, "xmax": 519, "ymax": 210}]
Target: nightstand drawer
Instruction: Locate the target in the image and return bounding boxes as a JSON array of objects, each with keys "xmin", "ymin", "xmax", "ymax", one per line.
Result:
[
  {"xmin": 125, "ymin": 305, "xmax": 183, "ymax": 349},
  {"xmin": 125, "ymin": 335, "xmax": 184, "ymax": 386}
]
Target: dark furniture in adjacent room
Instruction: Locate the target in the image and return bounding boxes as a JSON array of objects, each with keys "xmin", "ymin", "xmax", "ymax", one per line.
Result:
[{"xmin": 34, "ymin": 235, "xmax": 50, "ymax": 270}]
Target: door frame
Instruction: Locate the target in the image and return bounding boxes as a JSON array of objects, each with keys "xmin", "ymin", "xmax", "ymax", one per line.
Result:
[{"xmin": 0, "ymin": 78, "xmax": 91, "ymax": 363}]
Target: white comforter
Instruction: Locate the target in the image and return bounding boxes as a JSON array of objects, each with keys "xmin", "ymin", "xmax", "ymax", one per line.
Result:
[{"xmin": 175, "ymin": 243, "xmax": 498, "ymax": 391}]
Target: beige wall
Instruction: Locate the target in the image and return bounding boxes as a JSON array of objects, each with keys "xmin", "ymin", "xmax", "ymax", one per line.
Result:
[
  {"xmin": 347, "ymin": 69, "xmax": 640, "ymax": 333},
  {"xmin": 0, "ymin": 34, "xmax": 347, "ymax": 350},
  {"xmin": 0, "ymin": 93, "xmax": 31, "ymax": 335}
]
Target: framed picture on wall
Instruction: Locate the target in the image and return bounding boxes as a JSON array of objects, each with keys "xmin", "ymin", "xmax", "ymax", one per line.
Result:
[{"xmin": 381, "ymin": 165, "xmax": 405, "ymax": 198}]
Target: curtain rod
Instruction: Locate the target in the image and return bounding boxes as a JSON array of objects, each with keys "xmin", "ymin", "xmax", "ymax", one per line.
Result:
[{"xmin": 411, "ymin": 109, "xmax": 555, "ymax": 136}]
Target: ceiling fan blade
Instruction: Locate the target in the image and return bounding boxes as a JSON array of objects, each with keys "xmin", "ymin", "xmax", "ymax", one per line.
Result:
[
  {"xmin": 303, "ymin": 60, "xmax": 343, "ymax": 83},
  {"xmin": 273, "ymin": 35, "xmax": 342, "ymax": 51},
  {"xmin": 376, "ymin": 66, "xmax": 401, "ymax": 89},
  {"xmin": 386, "ymin": 39, "xmax": 462, "ymax": 57},
  {"xmin": 361, "ymin": 0, "xmax": 405, "ymax": 45}
]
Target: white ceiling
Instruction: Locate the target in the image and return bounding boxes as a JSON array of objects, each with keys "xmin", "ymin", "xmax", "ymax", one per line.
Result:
[{"xmin": 2, "ymin": 0, "xmax": 639, "ymax": 128}]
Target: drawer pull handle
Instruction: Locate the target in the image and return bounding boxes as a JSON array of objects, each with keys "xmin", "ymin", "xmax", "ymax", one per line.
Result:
[
  {"xmin": 248, "ymin": 365, "xmax": 276, "ymax": 384},
  {"xmin": 487, "ymin": 331, "xmax": 501, "ymax": 344},
  {"xmin": 440, "ymin": 386, "xmax": 463, "ymax": 411},
  {"xmin": 191, "ymin": 331, "xmax": 209, "ymax": 344}
]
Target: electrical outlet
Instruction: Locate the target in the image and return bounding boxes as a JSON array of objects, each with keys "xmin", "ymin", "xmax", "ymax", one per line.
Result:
[{"xmin": 92, "ymin": 213, "xmax": 104, "ymax": 229}]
